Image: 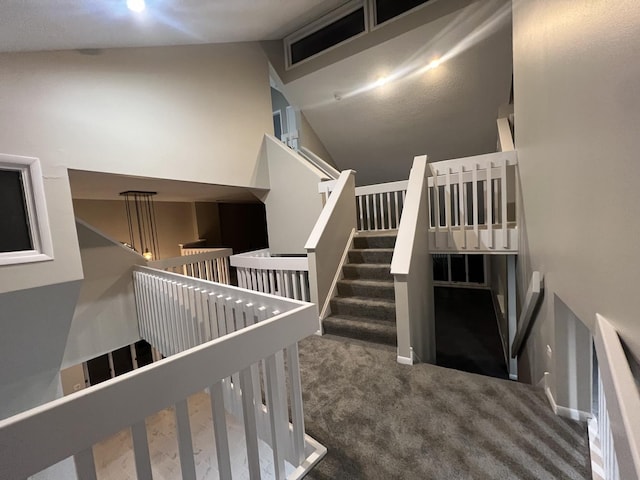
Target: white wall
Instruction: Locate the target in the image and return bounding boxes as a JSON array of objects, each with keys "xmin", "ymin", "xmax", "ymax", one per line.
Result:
[
  {"xmin": 259, "ymin": 135, "xmax": 328, "ymax": 255},
  {"xmin": 62, "ymin": 221, "xmax": 145, "ymax": 368},
  {"xmin": 0, "ymin": 44, "xmax": 272, "ymax": 190},
  {"xmin": 512, "ymin": 0, "xmax": 640, "ymax": 389}
]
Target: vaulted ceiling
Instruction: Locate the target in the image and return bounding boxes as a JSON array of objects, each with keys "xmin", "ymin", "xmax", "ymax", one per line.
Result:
[
  {"xmin": 281, "ymin": 0, "xmax": 513, "ymax": 185},
  {"xmin": 0, "ymin": 0, "xmax": 343, "ymax": 52}
]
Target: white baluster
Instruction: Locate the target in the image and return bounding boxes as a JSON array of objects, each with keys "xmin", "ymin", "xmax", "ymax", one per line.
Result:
[
  {"xmin": 175, "ymin": 399, "xmax": 197, "ymax": 480},
  {"xmin": 131, "ymin": 421, "xmax": 152, "ymax": 480}
]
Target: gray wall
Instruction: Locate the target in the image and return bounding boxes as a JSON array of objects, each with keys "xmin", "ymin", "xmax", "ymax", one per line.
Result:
[
  {"xmin": 513, "ymin": 0, "xmax": 640, "ymax": 400},
  {"xmin": 62, "ymin": 222, "xmax": 145, "ymax": 368}
]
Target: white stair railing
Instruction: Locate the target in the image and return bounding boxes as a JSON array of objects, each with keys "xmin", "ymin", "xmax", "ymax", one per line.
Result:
[
  {"xmin": 318, "ymin": 178, "xmax": 408, "ymax": 232},
  {"xmin": 230, "ymin": 249, "xmax": 310, "ymax": 302},
  {"xmin": 390, "ymin": 156, "xmax": 435, "ymax": 365},
  {"xmin": 299, "ymin": 147, "xmax": 340, "ymax": 180},
  {"xmin": 592, "ymin": 313, "xmax": 640, "ymax": 480},
  {"xmin": 0, "ymin": 266, "xmax": 325, "ymax": 480},
  {"xmin": 427, "ymin": 150, "xmax": 518, "ymax": 252},
  {"xmin": 307, "ymin": 170, "xmax": 357, "ymax": 321},
  {"xmin": 150, "ymin": 248, "xmax": 232, "ymax": 284}
]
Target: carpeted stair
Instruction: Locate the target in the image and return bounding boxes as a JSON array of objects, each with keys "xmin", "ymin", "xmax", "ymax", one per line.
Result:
[{"xmin": 323, "ymin": 233, "xmax": 397, "ymax": 346}]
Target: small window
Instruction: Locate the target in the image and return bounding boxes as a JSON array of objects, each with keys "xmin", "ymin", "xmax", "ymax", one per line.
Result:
[
  {"xmin": 374, "ymin": 0, "xmax": 431, "ymax": 25},
  {"xmin": 285, "ymin": 1, "xmax": 368, "ymax": 68},
  {"xmin": 0, "ymin": 154, "xmax": 53, "ymax": 266},
  {"xmin": 290, "ymin": 8, "xmax": 365, "ymax": 65},
  {"xmin": 0, "ymin": 170, "xmax": 33, "ymax": 252}
]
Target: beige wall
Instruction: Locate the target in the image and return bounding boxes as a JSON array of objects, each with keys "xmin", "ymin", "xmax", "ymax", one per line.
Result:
[
  {"xmin": 0, "ymin": 44, "xmax": 272, "ymax": 189},
  {"xmin": 73, "ymin": 199, "xmax": 199, "ymax": 259},
  {"xmin": 259, "ymin": 135, "xmax": 328, "ymax": 255},
  {"xmin": 299, "ymin": 112, "xmax": 338, "ymax": 169},
  {"xmin": 513, "ymin": 0, "xmax": 640, "ymax": 393}
]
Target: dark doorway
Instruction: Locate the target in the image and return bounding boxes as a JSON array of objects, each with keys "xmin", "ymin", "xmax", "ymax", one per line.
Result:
[{"xmin": 435, "ymin": 287, "xmax": 508, "ymax": 379}]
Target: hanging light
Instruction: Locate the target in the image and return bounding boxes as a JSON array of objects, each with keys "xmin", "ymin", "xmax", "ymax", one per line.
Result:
[{"xmin": 120, "ymin": 191, "xmax": 160, "ymax": 261}]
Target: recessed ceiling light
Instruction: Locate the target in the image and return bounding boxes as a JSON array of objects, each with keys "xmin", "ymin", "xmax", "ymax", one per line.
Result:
[
  {"xmin": 427, "ymin": 58, "xmax": 441, "ymax": 70},
  {"xmin": 127, "ymin": 0, "xmax": 146, "ymax": 13},
  {"xmin": 374, "ymin": 76, "xmax": 389, "ymax": 88}
]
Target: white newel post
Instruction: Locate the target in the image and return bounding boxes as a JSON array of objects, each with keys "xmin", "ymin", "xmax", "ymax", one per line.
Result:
[{"xmin": 391, "ymin": 156, "xmax": 436, "ymax": 365}]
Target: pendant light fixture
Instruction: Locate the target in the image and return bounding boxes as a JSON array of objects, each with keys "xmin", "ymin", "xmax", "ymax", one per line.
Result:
[{"xmin": 120, "ymin": 190, "xmax": 159, "ymax": 261}]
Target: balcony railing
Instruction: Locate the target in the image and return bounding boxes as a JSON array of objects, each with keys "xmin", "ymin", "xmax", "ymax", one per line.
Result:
[
  {"xmin": 230, "ymin": 249, "xmax": 311, "ymax": 302},
  {"xmin": 0, "ymin": 266, "xmax": 325, "ymax": 480}
]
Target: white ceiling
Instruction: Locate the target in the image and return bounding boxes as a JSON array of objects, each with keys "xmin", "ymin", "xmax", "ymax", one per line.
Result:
[
  {"xmin": 69, "ymin": 170, "xmax": 264, "ymax": 203},
  {"xmin": 283, "ymin": 0, "xmax": 513, "ymax": 185},
  {"xmin": 0, "ymin": 0, "xmax": 343, "ymax": 53}
]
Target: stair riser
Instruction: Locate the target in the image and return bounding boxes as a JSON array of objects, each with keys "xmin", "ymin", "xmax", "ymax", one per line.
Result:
[
  {"xmin": 337, "ymin": 282, "xmax": 395, "ymax": 300},
  {"xmin": 343, "ymin": 265, "xmax": 392, "ymax": 281},
  {"xmin": 323, "ymin": 321, "xmax": 396, "ymax": 346},
  {"xmin": 353, "ymin": 236, "xmax": 396, "ymax": 249},
  {"xmin": 330, "ymin": 300, "xmax": 395, "ymax": 321},
  {"xmin": 348, "ymin": 250, "xmax": 393, "ymax": 264}
]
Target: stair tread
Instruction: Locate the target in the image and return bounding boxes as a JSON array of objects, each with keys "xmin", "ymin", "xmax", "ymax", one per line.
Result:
[
  {"xmin": 324, "ymin": 315, "xmax": 397, "ymax": 328},
  {"xmin": 344, "ymin": 263, "xmax": 391, "ymax": 268},
  {"xmin": 323, "ymin": 315, "xmax": 397, "ymax": 346},
  {"xmin": 349, "ymin": 248, "xmax": 394, "ymax": 252},
  {"xmin": 337, "ymin": 278, "xmax": 394, "ymax": 287},
  {"xmin": 331, "ymin": 296, "xmax": 395, "ymax": 307}
]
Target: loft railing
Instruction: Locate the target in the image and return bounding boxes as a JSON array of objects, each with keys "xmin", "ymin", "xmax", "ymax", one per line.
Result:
[
  {"xmin": 0, "ymin": 267, "xmax": 325, "ymax": 480},
  {"xmin": 230, "ymin": 249, "xmax": 311, "ymax": 302},
  {"xmin": 151, "ymin": 248, "xmax": 232, "ymax": 284},
  {"xmin": 319, "ymin": 178, "xmax": 408, "ymax": 232},
  {"xmin": 592, "ymin": 314, "xmax": 640, "ymax": 480},
  {"xmin": 427, "ymin": 150, "xmax": 518, "ymax": 252}
]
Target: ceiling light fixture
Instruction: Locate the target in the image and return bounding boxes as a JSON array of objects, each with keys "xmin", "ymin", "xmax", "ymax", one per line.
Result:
[
  {"xmin": 127, "ymin": 0, "xmax": 146, "ymax": 13},
  {"xmin": 427, "ymin": 58, "xmax": 442, "ymax": 70},
  {"xmin": 374, "ymin": 75, "xmax": 389, "ymax": 88},
  {"xmin": 120, "ymin": 190, "xmax": 159, "ymax": 261}
]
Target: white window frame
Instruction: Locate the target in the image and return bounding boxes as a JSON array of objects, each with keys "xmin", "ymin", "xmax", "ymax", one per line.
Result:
[
  {"xmin": 0, "ymin": 153, "xmax": 54, "ymax": 266},
  {"xmin": 284, "ymin": 0, "xmax": 369, "ymax": 70}
]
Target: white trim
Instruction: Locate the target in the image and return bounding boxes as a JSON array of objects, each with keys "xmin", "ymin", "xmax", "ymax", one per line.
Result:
[
  {"xmin": 284, "ymin": 0, "xmax": 369, "ymax": 70},
  {"xmin": 0, "ymin": 154, "xmax": 53, "ymax": 266},
  {"xmin": 396, "ymin": 353, "xmax": 414, "ymax": 365},
  {"xmin": 318, "ymin": 228, "xmax": 356, "ymax": 321},
  {"xmin": 541, "ymin": 372, "xmax": 592, "ymax": 421},
  {"xmin": 588, "ymin": 417, "xmax": 606, "ymax": 480}
]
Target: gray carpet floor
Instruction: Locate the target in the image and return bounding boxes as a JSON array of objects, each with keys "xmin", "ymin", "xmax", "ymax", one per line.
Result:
[{"xmin": 298, "ymin": 334, "xmax": 591, "ymax": 480}]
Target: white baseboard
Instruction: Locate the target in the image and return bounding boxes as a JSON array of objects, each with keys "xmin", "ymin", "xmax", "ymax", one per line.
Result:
[
  {"xmin": 540, "ymin": 372, "xmax": 592, "ymax": 422},
  {"xmin": 397, "ymin": 354, "xmax": 414, "ymax": 365}
]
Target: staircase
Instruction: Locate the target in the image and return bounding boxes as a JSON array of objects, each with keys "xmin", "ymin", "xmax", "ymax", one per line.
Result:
[{"xmin": 323, "ymin": 232, "xmax": 397, "ymax": 345}]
